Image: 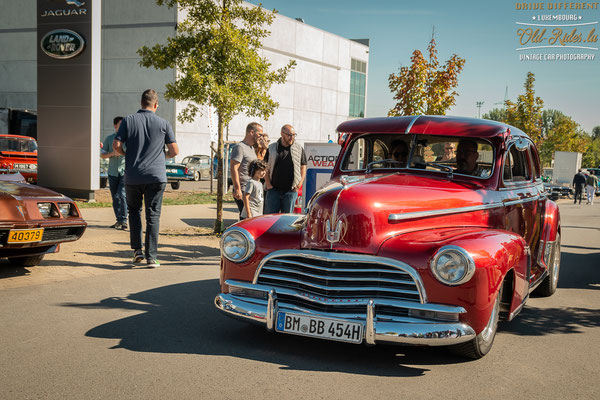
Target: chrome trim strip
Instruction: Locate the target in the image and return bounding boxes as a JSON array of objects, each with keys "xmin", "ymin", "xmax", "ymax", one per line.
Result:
[
  {"xmin": 529, "ymin": 269, "xmax": 549, "ymax": 292},
  {"xmin": 405, "ymin": 115, "xmax": 420, "ymax": 134},
  {"xmin": 215, "ymin": 293, "xmax": 476, "ymax": 346},
  {"xmin": 258, "ymin": 273, "xmax": 421, "ymax": 297},
  {"xmin": 503, "ymin": 195, "xmax": 540, "ymax": 206},
  {"xmin": 389, "ymin": 202, "xmax": 502, "ymax": 222},
  {"xmin": 260, "ymin": 266, "xmax": 416, "ymax": 285},
  {"xmin": 251, "ymin": 250, "xmax": 428, "ymax": 303},
  {"xmin": 366, "ymin": 299, "xmax": 376, "ymax": 345}
]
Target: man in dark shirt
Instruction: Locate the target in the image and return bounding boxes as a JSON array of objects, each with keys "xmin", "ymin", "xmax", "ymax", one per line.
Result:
[
  {"xmin": 113, "ymin": 89, "xmax": 179, "ymax": 267},
  {"xmin": 264, "ymin": 124, "xmax": 307, "ymax": 214},
  {"xmin": 572, "ymin": 169, "xmax": 587, "ymax": 204}
]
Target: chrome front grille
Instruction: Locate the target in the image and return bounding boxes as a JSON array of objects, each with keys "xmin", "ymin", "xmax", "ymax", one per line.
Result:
[{"xmin": 254, "ymin": 252, "xmax": 424, "ymax": 310}]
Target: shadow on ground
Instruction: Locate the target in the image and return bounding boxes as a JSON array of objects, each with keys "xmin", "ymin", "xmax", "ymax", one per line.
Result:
[
  {"xmin": 556, "ymin": 251, "xmax": 600, "ymax": 291},
  {"xmin": 60, "ymin": 278, "xmax": 494, "ymax": 377}
]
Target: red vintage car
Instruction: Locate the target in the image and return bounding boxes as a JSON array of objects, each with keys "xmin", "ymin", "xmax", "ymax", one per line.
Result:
[
  {"xmin": 0, "ymin": 134, "xmax": 38, "ymax": 183},
  {"xmin": 0, "ymin": 172, "xmax": 86, "ymax": 267},
  {"xmin": 215, "ymin": 116, "xmax": 561, "ymax": 359}
]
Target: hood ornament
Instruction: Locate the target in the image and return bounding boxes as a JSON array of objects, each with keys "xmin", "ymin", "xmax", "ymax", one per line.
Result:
[{"xmin": 326, "ymin": 219, "xmax": 343, "ymax": 244}]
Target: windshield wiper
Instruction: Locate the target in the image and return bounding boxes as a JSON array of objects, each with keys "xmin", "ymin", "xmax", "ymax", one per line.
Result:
[{"xmin": 426, "ymin": 162, "xmax": 454, "ymax": 179}]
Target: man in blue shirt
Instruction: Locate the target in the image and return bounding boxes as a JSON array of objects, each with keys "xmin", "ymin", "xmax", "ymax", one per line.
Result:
[
  {"xmin": 101, "ymin": 116, "xmax": 127, "ymax": 230},
  {"xmin": 113, "ymin": 89, "xmax": 179, "ymax": 268}
]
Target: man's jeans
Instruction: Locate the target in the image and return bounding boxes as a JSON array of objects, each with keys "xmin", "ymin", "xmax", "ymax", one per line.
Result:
[
  {"xmin": 574, "ymin": 185, "xmax": 584, "ymax": 204},
  {"xmin": 108, "ymin": 174, "xmax": 127, "ymax": 224},
  {"xmin": 126, "ymin": 183, "xmax": 166, "ymax": 261},
  {"xmin": 264, "ymin": 188, "xmax": 298, "ymax": 214}
]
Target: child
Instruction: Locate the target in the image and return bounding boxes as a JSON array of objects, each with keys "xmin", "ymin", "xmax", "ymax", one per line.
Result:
[{"xmin": 241, "ymin": 159, "xmax": 268, "ymax": 219}]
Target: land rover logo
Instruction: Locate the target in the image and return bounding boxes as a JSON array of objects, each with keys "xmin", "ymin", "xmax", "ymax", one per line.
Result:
[{"xmin": 40, "ymin": 29, "xmax": 85, "ymax": 59}]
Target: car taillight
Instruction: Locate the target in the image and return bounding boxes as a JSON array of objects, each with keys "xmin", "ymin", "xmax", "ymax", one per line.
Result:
[
  {"xmin": 185, "ymin": 168, "xmax": 189, "ymax": 174},
  {"xmin": 1, "ymin": 162, "xmax": 14, "ymax": 169}
]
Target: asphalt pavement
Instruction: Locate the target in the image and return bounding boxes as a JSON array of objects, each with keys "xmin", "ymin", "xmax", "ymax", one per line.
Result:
[{"xmin": 0, "ymin": 200, "xmax": 598, "ymax": 400}]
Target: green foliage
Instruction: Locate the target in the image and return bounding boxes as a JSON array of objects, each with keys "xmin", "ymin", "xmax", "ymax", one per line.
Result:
[
  {"xmin": 138, "ymin": 0, "xmax": 295, "ymax": 233},
  {"xmin": 504, "ymin": 72, "xmax": 544, "ymax": 147},
  {"xmin": 539, "ymin": 110, "xmax": 589, "ymax": 166},
  {"xmin": 388, "ymin": 35, "xmax": 465, "ymax": 116},
  {"xmin": 592, "ymin": 126, "xmax": 600, "ymax": 140},
  {"xmin": 482, "ymin": 108, "xmax": 507, "ymax": 122}
]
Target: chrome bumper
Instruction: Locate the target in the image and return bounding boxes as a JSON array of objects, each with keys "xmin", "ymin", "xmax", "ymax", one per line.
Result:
[{"xmin": 214, "ymin": 280, "xmax": 476, "ymax": 346}]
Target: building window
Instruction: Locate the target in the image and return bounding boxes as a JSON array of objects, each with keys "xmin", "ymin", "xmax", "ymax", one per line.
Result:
[{"xmin": 349, "ymin": 59, "xmax": 366, "ymax": 118}]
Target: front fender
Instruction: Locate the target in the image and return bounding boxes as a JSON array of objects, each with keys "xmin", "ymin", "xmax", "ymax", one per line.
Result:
[
  {"xmin": 219, "ymin": 214, "xmax": 304, "ymax": 291},
  {"xmin": 378, "ymin": 227, "xmax": 529, "ymax": 334}
]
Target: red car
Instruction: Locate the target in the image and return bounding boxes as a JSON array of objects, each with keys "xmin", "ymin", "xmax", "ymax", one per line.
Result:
[
  {"xmin": 215, "ymin": 116, "xmax": 561, "ymax": 359},
  {"xmin": 0, "ymin": 172, "xmax": 86, "ymax": 266},
  {"xmin": 0, "ymin": 134, "xmax": 38, "ymax": 183}
]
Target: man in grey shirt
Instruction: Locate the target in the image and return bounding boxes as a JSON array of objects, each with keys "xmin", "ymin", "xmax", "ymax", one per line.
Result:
[
  {"xmin": 230, "ymin": 122, "xmax": 261, "ymax": 218},
  {"xmin": 113, "ymin": 89, "xmax": 179, "ymax": 268}
]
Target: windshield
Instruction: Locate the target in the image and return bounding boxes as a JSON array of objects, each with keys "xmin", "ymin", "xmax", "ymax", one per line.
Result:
[
  {"xmin": 0, "ymin": 137, "xmax": 38, "ymax": 153},
  {"xmin": 341, "ymin": 134, "xmax": 494, "ymax": 179}
]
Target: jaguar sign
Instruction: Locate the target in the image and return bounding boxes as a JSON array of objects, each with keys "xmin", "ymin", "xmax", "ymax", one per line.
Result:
[{"xmin": 40, "ymin": 29, "xmax": 85, "ymax": 59}]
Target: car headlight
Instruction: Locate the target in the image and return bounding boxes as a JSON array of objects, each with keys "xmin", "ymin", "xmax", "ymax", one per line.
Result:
[
  {"xmin": 58, "ymin": 203, "xmax": 72, "ymax": 217},
  {"xmin": 430, "ymin": 245, "xmax": 475, "ymax": 286},
  {"xmin": 38, "ymin": 202, "xmax": 52, "ymax": 217},
  {"xmin": 221, "ymin": 227, "xmax": 255, "ymax": 263}
]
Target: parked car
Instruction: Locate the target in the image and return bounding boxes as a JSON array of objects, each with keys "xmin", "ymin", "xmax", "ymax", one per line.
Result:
[
  {"xmin": 215, "ymin": 116, "xmax": 561, "ymax": 359},
  {"xmin": 166, "ymin": 159, "xmax": 194, "ymax": 190},
  {"xmin": 0, "ymin": 134, "xmax": 38, "ymax": 183},
  {"xmin": 0, "ymin": 172, "xmax": 87, "ymax": 266},
  {"xmin": 543, "ymin": 182, "xmax": 573, "ymax": 200},
  {"xmin": 181, "ymin": 154, "xmax": 211, "ymax": 181}
]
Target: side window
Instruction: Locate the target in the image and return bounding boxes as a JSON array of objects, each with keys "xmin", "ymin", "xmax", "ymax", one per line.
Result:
[
  {"xmin": 342, "ymin": 138, "xmax": 366, "ymax": 170},
  {"xmin": 504, "ymin": 144, "xmax": 531, "ymax": 183},
  {"xmin": 373, "ymin": 139, "xmax": 387, "ymax": 162},
  {"xmin": 527, "ymin": 146, "xmax": 541, "ymax": 179}
]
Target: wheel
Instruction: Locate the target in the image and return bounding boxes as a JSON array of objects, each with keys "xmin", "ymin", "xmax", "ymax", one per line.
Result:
[
  {"xmin": 535, "ymin": 233, "xmax": 561, "ymax": 297},
  {"xmin": 7, "ymin": 254, "xmax": 45, "ymax": 267},
  {"xmin": 193, "ymin": 171, "xmax": 200, "ymax": 181},
  {"xmin": 450, "ymin": 284, "xmax": 502, "ymax": 359},
  {"xmin": 170, "ymin": 181, "xmax": 180, "ymax": 190}
]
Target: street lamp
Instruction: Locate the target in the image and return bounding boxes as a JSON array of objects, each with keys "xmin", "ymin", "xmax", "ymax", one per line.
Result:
[{"xmin": 476, "ymin": 101, "xmax": 484, "ymax": 118}]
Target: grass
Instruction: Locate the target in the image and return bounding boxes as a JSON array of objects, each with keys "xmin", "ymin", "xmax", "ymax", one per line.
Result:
[{"xmin": 76, "ymin": 192, "xmax": 234, "ymax": 208}]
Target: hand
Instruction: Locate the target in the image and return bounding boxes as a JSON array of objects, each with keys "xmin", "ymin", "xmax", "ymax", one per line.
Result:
[
  {"xmin": 234, "ymin": 188, "xmax": 242, "ymax": 200},
  {"xmin": 266, "ymin": 183, "xmax": 273, "ymax": 190}
]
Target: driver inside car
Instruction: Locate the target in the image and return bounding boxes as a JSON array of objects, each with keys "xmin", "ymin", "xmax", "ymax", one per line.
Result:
[{"xmin": 455, "ymin": 139, "xmax": 485, "ymax": 177}]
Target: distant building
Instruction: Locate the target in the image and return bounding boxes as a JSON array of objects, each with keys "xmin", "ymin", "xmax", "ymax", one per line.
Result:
[{"xmin": 0, "ymin": 0, "xmax": 369, "ymax": 161}]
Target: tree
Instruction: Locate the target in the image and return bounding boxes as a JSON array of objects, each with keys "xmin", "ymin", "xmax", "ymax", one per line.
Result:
[
  {"xmin": 138, "ymin": 0, "xmax": 295, "ymax": 233},
  {"xmin": 482, "ymin": 108, "xmax": 507, "ymax": 122},
  {"xmin": 592, "ymin": 126, "xmax": 600, "ymax": 140},
  {"xmin": 388, "ymin": 35, "xmax": 465, "ymax": 116},
  {"xmin": 538, "ymin": 110, "xmax": 588, "ymax": 166},
  {"xmin": 504, "ymin": 72, "xmax": 544, "ymax": 147}
]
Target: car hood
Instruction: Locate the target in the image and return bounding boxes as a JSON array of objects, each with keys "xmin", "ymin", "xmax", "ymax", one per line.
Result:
[
  {"xmin": 301, "ymin": 173, "xmax": 495, "ymax": 254},
  {"xmin": 0, "ymin": 180, "xmax": 65, "ymax": 199}
]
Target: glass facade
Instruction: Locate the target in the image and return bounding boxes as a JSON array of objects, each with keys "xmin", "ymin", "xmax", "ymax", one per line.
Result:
[{"xmin": 349, "ymin": 59, "xmax": 366, "ymax": 118}]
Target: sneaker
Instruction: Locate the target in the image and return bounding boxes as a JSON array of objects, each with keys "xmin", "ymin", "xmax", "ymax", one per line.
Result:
[
  {"xmin": 146, "ymin": 259, "xmax": 160, "ymax": 268},
  {"xmin": 110, "ymin": 222, "xmax": 119, "ymax": 229},
  {"xmin": 132, "ymin": 249, "xmax": 144, "ymax": 264},
  {"xmin": 119, "ymin": 223, "xmax": 128, "ymax": 230}
]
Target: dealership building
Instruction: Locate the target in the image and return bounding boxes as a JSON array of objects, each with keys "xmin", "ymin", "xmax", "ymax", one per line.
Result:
[{"xmin": 0, "ymin": 0, "xmax": 368, "ymax": 195}]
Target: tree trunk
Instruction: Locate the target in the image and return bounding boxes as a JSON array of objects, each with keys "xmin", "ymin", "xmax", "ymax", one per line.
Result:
[{"xmin": 214, "ymin": 113, "xmax": 224, "ymax": 234}]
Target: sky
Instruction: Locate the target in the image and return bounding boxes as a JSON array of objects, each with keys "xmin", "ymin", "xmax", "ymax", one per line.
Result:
[{"xmin": 255, "ymin": 0, "xmax": 600, "ymax": 132}]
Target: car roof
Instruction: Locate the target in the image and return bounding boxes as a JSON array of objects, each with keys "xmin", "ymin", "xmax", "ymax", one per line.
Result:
[
  {"xmin": 0, "ymin": 134, "xmax": 36, "ymax": 140},
  {"xmin": 336, "ymin": 115, "xmax": 528, "ymax": 139}
]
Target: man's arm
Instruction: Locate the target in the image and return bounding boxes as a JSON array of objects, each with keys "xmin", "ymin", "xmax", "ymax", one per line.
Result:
[
  {"xmin": 295, "ymin": 165, "xmax": 307, "ymax": 191},
  {"xmin": 113, "ymin": 139, "xmax": 126, "ymax": 156},
  {"xmin": 166, "ymin": 142, "xmax": 179, "ymax": 159},
  {"xmin": 242, "ymin": 192, "xmax": 252, "ymax": 218},
  {"xmin": 231, "ymin": 160, "xmax": 242, "ymax": 200}
]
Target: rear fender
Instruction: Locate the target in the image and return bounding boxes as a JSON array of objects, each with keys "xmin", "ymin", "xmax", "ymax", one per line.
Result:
[{"xmin": 379, "ymin": 228, "xmax": 529, "ymax": 333}]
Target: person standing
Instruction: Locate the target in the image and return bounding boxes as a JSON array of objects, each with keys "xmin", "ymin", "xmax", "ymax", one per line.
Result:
[
  {"xmin": 241, "ymin": 160, "xmax": 268, "ymax": 219},
  {"xmin": 572, "ymin": 169, "xmax": 587, "ymax": 205},
  {"xmin": 231, "ymin": 122, "xmax": 261, "ymax": 218},
  {"xmin": 585, "ymin": 170, "xmax": 598, "ymax": 205},
  {"xmin": 264, "ymin": 124, "xmax": 307, "ymax": 214},
  {"xmin": 101, "ymin": 116, "xmax": 128, "ymax": 230},
  {"xmin": 113, "ymin": 89, "xmax": 179, "ymax": 268}
]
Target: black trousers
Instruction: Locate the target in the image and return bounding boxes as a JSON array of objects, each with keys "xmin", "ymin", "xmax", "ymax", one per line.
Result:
[
  {"xmin": 126, "ymin": 182, "xmax": 166, "ymax": 260},
  {"xmin": 574, "ymin": 185, "xmax": 584, "ymax": 204}
]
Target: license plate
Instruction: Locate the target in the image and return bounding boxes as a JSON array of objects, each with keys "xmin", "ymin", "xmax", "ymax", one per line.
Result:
[
  {"xmin": 276, "ymin": 312, "xmax": 363, "ymax": 344},
  {"xmin": 168, "ymin": 169, "xmax": 178, "ymax": 174},
  {"xmin": 7, "ymin": 228, "xmax": 44, "ymax": 243}
]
